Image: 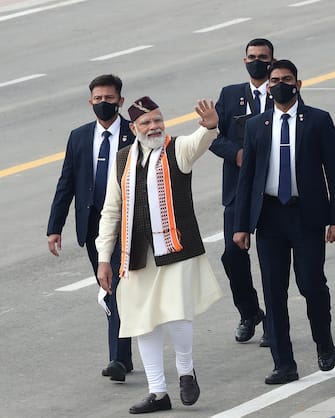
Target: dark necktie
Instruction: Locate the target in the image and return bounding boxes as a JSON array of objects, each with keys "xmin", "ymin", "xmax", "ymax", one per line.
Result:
[
  {"xmin": 94, "ymin": 130, "xmax": 110, "ymax": 211},
  {"xmin": 254, "ymin": 89, "xmax": 261, "ymax": 114},
  {"xmin": 278, "ymin": 114, "xmax": 291, "ymax": 204}
]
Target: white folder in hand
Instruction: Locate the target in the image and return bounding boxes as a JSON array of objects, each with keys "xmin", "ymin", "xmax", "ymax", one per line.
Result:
[{"xmin": 98, "ymin": 286, "xmax": 111, "ymax": 316}]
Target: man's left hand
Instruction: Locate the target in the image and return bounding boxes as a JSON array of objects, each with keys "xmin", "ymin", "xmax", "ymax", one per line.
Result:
[
  {"xmin": 97, "ymin": 262, "xmax": 113, "ymax": 294},
  {"xmin": 195, "ymin": 99, "xmax": 218, "ymax": 130}
]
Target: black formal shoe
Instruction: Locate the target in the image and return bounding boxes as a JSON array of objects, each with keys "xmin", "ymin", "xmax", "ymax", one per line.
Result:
[
  {"xmin": 259, "ymin": 333, "xmax": 270, "ymax": 347},
  {"xmin": 180, "ymin": 370, "xmax": 200, "ymax": 406},
  {"xmin": 129, "ymin": 393, "xmax": 172, "ymax": 414},
  {"xmin": 318, "ymin": 348, "xmax": 335, "ymax": 371},
  {"xmin": 101, "ymin": 360, "xmax": 127, "ymax": 381},
  {"xmin": 102, "ymin": 360, "xmax": 133, "ymax": 378},
  {"xmin": 235, "ymin": 309, "xmax": 265, "ymax": 342},
  {"xmin": 265, "ymin": 367, "xmax": 299, "ymax": 385}
]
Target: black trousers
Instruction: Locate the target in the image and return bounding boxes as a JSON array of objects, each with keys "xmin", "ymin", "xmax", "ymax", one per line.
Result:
[
  {"xmin": 256, "ymin": 196, "xmax": 333, "ymax": 369},
  {"xmin": 222, "ymin": 200, "xmax": 260, "ymax": 319},
  {"xmin": 86, "ymin": 208, "xmax": 132, "ymax": 367}
]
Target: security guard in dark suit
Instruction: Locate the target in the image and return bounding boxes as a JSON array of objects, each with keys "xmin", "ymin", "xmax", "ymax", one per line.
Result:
[
  {"xmin": 47, "ymin": 74, "xmax": 135, "ymax": 382},
  {"xmin": 210, "ymin": 39, "xmax": 274, "ymax": 345},
  {"xmin": 234, "ymin": 60, "xmax": 335, "ymax": 384}
]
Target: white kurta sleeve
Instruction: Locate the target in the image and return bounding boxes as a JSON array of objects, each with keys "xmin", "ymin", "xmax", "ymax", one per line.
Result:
[
  {"xmin": 95, "ymin": 161, "xmax": 122, "ymax": 262},
  {"xmin": 175, "ymin": 126, "xmax": 217, "ymax": 173}
]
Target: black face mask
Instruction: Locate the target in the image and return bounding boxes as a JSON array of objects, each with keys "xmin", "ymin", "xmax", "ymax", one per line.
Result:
[
  {"xmin": 270, "ymin": 82, "xmax": 298, "ymax": 104},
  {"xmin": 246, "ymin": 60, "xmax": 271, "ymax": 80},
  {"xmin": 93, "ymin": 102, "xmax": 119, "ymax": 121}
]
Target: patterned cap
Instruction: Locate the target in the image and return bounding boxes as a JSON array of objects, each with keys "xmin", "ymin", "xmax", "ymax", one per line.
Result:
[{"xmin": 128, "ymin": 96, "xmax": 159, "ymax": 121}]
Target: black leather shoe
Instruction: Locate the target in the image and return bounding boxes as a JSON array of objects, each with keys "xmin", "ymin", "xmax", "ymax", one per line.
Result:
[
  {"xmin": 318, "ymin": 348, "xmax": 335, "ymax": 371},
  {"xmin": 129, "ymin": 393, "xmax": 172, "ymax": 414},
  {"xmin": 102, "ymin": 360, "xmax": 133, "ymax": 379},
  {"xmin": 235, "ymin": 309, "xmax": 265, "ymax": 342},
  {"xmin": 101, "ymin": 360, "xmax": 127, "ymax": 381},
  {"xmin": 259, "ymin": 333, "xmax": 270, "ymax": 347},
  {"xmin": 180, "ymin": 370, "xmax": 200, "ymax": 406},
  {"xmin": 265, "ymin": 367, "xmax": 299, "ymax": 384}
]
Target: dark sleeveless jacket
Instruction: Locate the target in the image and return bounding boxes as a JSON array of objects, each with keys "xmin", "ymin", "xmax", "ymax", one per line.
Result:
[{"xmin": 116, "ymin": 138, "xmax": 205, "ymax": 269}]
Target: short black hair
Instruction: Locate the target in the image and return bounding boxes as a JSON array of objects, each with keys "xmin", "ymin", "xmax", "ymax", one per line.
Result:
[
  {"xmin": 269, "ymin": 59, "xmax": 298, "ymax": 80},
  {"xmin": 245, "ymin": 38, "xmax": 274, "ymax": 58},
  {"xmin": 89, "ymin": 74, "xmax": 123, "ymax": 95}
]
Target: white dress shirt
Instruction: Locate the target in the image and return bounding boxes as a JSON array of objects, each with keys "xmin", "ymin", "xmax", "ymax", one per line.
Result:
[
  {"xmin": 265, "ymin": 101, "xmax": 299, "ymax": 197},
  {"xmin": 93, "ymin": 115, "xmax": 121, "ymax": 181},
  {"xmin": 246, "ymin": 80, "xmax": 268, "ymax": 114}
]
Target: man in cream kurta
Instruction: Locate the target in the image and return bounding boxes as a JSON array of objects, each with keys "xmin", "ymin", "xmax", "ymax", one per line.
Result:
[{"xmin": 96, "ymin": 96, "xmax": 222, "ymax": 415}]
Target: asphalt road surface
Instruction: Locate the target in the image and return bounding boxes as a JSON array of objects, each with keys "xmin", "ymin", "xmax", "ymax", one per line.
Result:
[{"xmin": 1, "ymin": 1, "xmax": 335, "ymax": 417}]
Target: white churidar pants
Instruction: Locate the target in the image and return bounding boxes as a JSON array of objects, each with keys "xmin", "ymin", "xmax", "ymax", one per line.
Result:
[{"xmin": 137, "ymin": 320, "xmax": 193, "ymax": 393}]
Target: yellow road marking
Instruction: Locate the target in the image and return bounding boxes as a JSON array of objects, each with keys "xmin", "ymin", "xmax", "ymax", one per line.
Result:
[
  {"xmin": 165, "ymin": 111, "xmax": 198, "ymax": 127},
  {"xmin": 0, "ymin": 152, "xmax": 65, "ymax": 177},
  {"xmin": 302, "ymin": 71, "xmax": 335, "ymax": 87},
  {"xmin": 1, "ymin": 71, "xmax": 335, "ymax": 179}
]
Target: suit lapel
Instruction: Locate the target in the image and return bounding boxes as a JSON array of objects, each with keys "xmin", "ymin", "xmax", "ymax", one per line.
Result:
[
  {"xmin": 265, "ymin": 94, "xmax": 274, "ymax": 111},
  {"xmin": 263, "ymin": 110, "xmax": 273, "ymax": 164},
  {"xmin": 232, "ymin": 83, "xmax": 248, "ymax": 115},
  {"xmin": 254, "ymin": 110, "xmax": 273, "ymax": 182},
  {"xmin": 87, "ymin": 121, "xmax": 96, "ymax": 182},
  {"xmin": 119, "ymin": 116, "xmax": 134, "ymax": 149},
  {"xmin": 245, "ymin": 83, "xmax": 258, "ymax": 114},
  {"xmin": 295, "ymin": 103, "xmax": 305, "ymax": 161},
  {"xmin": 239, "ymin": 83, "xmax": 248, "ymax": 114}
]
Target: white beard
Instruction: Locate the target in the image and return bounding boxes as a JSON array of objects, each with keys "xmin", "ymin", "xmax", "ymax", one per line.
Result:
[{"xmin": 137, "ymin": 130, "xmax": 165, "ymax": 149}]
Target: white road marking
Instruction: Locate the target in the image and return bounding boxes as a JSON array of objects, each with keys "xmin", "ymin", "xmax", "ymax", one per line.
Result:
[
  {"xmin": 210, "ymin": 370, "xmax": 335, "ymax": 418},
  {"xmin": 0, "ymin": 0, "xmax": 61, "ymax": 13},
  {"xmin": 290, "ymin": 397, "xmax": 335, "ymax": 417},
  {"xmin": 55, "ymin": 276, "xmax": 96, "ymax": 291},
  {"xmin": 90, "ymin": 45, "xmax": 154, "ymax": 61},
  {"xmin": 288, "ymin": 0, "xmax": 321, "ymax": 7},
  {"xmin": 0, "ymin": 0, "xmax": 86, "ymax": 22},
  {"xmin": 0, "ymin": 74, "xmax": 46, "ymax": 88},
  {"xmin": 0, "ymin": 308, "xmax": 14, "ymax": 316},
  {"xmin": 193, "ymin": 18, "xmax": 251, "ymax": 34},
  {"xmin": 203, "ymin": 232, "xmax": 224, "ymax": 243}
]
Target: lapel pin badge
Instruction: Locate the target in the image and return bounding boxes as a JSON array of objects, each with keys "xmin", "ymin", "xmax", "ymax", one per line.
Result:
[
  {"xmin": 265, "ymin": 120, "xmax": 270, "ymax": 125},
  {"xmin": 240, "ymin": 97, "xmax": 245, "ymax": 106},
  {"xmin": 122, "ymin": 135, "xmax": 127, "ymax": 142},
  {"xmin": 299, "ymin": 114, "xmax": 304, "ymax": 121}
]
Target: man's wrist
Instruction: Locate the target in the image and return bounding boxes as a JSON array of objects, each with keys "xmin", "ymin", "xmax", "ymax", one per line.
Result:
[{"xmin": 98, "ymin": 257, "xmax": 112, "ymax": 264}]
